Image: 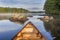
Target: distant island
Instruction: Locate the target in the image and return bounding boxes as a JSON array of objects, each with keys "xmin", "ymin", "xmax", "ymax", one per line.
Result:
[
  {"xmin": 0, "ymin": 7, "xmax": 30, "ymax": 13},
  {"xmin": 0, "ymin": 7, "xmax": 45, "ymax": 13}
]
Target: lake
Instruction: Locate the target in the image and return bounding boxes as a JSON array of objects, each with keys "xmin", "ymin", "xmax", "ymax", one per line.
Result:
[
  {"xmin": 0, "ymin": 20, "xmax": 23, "ymax": 40},
  {"xmin": 0, "ymin": 13, "xmax": 46, "ymax": 20},
  {"xmin": 0, "ymin": 13, "xmax": 53, "ymax": 40},
  {"xmin": 0, "ymin": 20, "xmax": 53, "ymax": 40}
]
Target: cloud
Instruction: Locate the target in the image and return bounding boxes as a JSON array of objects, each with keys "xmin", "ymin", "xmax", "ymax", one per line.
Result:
[{"xmin": 0, "ymin": 0, "xmax": 46, "ymax": 10}]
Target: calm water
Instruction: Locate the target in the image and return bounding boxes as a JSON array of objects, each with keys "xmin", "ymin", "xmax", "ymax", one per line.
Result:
[
  {"xmin": 0, "ymin": 15, "xmax": 53, "ymax": 40},
  {"xmin": 0, "ymin": 13, "xmax": 45, "ymax": 20},
  {"xmin": 0, "ymin": 20, "xmax": 23, "ymax": 40}
]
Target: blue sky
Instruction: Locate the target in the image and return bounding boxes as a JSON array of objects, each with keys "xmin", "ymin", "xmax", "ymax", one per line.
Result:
[{"xmin": 0, "ymin": 0, "xmax": 46, "ymax": 11}]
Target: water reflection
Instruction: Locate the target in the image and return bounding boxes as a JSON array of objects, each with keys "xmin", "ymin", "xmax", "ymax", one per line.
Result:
[
  {"xmin": 0, "ymin": 20, "xmax": 22, "ymax": 40},
  {"xmin": 0, "ymin": 17, "xmax": 53, "ymax": 40}
]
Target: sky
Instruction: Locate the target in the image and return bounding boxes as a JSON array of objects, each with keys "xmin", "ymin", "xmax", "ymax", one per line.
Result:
[{"xmin": 0, "ymin": 0, "xmax": 46, "ymax": 11}]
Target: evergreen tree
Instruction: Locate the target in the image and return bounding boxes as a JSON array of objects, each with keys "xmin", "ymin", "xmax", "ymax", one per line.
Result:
[{"xmin": 44, "ymin": 0, "xmax": 60, "ymax": 15}]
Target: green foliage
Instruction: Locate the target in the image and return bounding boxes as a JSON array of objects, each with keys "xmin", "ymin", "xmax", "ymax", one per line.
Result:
[
  {"xmin": 44, "ymin": 16, "xmax": 60, "ymax": 40},
  {"xmin": 44, "ymin": 0, "xmax": 60, "ymax": 15},
  {"xmin": 0, "ymin": 7, "xmax": 30, "ymax": 13}
]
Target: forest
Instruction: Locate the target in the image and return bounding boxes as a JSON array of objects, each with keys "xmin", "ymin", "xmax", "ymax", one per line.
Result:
[
  {"xmin": 44, "ymin": 0, "xmax": 60, "ymax": 15},
  {"xmin": 0, "ymin": 7, "xmax": 30, "ymax": 13},
  {"xmin": 44, "ymin": 0, "xmax": 60, "ymax": 40}
]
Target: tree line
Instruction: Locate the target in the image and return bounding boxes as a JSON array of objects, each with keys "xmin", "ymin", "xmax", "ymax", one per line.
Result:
[
  {"xmin": 44, "ymin": 0, "xmax": 60, "ymax": 15},
  {"xmin": 0, "ymin": 7, "xmax": 30, "ymax": 13}
]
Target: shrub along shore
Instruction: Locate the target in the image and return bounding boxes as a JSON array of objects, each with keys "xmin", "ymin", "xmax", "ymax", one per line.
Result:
[{"xmin": 44, "ymin": 15, "xmax": 60, "ymax": 40}]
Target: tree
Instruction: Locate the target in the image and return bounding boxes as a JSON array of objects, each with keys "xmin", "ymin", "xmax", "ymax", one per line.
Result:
[
  {"xmin": 44, "ymin": 0, "xmax": 60, "ymax": 15},
  {"xmin": 0, "ymin": 7, "xmax": 30, "ymax": 13}
]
